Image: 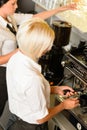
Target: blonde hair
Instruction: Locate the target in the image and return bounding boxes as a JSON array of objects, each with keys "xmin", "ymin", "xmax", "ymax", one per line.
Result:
[{"xmin": 16, "ymin": 18, "xmax": 55, "ymax": 61}]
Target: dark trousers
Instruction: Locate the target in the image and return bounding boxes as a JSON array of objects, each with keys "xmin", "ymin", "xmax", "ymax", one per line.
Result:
[
  {"xmin": 0, "ymin": 67, "xmax": 8, "ymax": 117},
  {"xmin": 7, "ymin": 115, "xmax": 49, "ymax": 130}
]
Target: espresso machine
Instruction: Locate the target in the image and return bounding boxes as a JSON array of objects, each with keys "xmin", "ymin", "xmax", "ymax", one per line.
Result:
[
  {"xmin": 54, "ymin": 41, "xmax": 87, "ymax": 130},
  {"xmin": 39, "ymin": 20, "xmax": 72, "ymax": 85},
  {"xmin": 39, "ymin": 20, "xmax": 87, "ymax": 130}
]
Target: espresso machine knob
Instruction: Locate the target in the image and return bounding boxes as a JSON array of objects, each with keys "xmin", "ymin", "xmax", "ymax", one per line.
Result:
[{"xmin": 61, "ymin": 61, "xmax": 66, "ymax": 67}]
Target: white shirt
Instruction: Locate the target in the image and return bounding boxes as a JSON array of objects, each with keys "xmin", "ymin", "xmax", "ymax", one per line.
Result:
[
  {"xmin": 0, "ymin": 13, "xmax": 33, "ymax": 67},
  {"xmin": 6, "ymin": 51, "xmax": 50, "ymax": 124}
]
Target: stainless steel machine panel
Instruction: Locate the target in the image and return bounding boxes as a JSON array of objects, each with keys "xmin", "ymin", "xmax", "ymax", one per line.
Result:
[{"xmin": 55, "ymin": 51, "xmax": 87, "ymax": 130}]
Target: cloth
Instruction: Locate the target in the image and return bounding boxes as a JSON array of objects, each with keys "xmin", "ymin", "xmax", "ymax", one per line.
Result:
[
  {"xmin": 7, "ymin": 115, "xmax": 48, "ymax": 130},
  {"xmin": 6, "ymin": 51, "xmax": 50, "ymax": 124},
  {"xmin": 0, "ymin": 13, "xmax": 33, "ymax": 67},
  {"xmin": 0, "ymin": 66, "xmax": 7, "ymax": 117},
  {"xmin": 0, "ymin": 16, "xmax": 17, "ymax": 67},
  {"xmin": 7, "ymin": 24, "xmax": 16, "ymax": 35},
  {"xmin": 0, "ymin": 13, "xmax": 33, "ymax": 117}
]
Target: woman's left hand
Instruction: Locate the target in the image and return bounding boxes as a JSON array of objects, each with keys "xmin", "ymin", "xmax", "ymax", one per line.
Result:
[{"xmin": 51, "ymin": 86, "xmax": 75, "ymax": 97}]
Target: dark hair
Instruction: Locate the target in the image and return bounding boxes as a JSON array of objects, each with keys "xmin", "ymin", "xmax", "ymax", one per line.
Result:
[{"xmin": 0, "ymin": 0, "xmax": 8, "ymax": 7}]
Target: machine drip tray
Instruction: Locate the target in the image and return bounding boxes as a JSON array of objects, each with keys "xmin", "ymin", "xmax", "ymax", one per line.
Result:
[
  {"xmin": 62, "ymin": 108, "xmax": 87, "ymax": 130},
  {"xmin": 55, "ymin": 96, "xmax": 87, "ymax": 130}
]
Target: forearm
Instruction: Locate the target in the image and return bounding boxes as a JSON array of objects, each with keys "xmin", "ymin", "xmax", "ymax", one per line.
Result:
[
  {"xmin": 51, "ymin": 86, "xmax": 59, "ymax": 94},
  {"xmin": 0, "ymin": 49, "xmax": 18, "ymax": 65},
  {"xmin": 33, "ymin": 4, "xmax": 76, "ymax": 20},
  {"xmin": 0, "ymin": 55, "xmax": 11, "ymax": 65},
  {"xmin": 37, "ymin": 102, "xmax": 64, "ymax": 124},
  {"xmin": 37, "ymin": 96, "xmax": 79, "ymax": 124},
  {"xmin": 33, "ymin": 7, "xmax": 67, "ymax": 20}
]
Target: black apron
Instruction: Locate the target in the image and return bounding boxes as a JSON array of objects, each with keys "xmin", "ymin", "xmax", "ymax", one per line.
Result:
[{"xmin": 7, "ymin": 114, "xmax": 48, "ymax": 130}]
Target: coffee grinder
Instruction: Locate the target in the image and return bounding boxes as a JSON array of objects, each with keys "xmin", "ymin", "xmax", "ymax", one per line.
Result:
[{"xmin": 39, "ymin": 20, "xmax": 72, "ymax": 85}]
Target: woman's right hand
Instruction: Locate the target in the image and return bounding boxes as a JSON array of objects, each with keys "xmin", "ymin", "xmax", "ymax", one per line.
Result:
[
  {"xmin": 62, "ymin": 98, "xmax": 79, "ymax": 110},
  {"xmin": 65, "ymin": 3, "xmax": 77, "ymax": 10}
]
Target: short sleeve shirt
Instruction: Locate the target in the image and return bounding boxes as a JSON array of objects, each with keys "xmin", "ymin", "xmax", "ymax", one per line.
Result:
[{"xmin": 6, "ymin": 51, "xmax": 50, "ymax": 124}]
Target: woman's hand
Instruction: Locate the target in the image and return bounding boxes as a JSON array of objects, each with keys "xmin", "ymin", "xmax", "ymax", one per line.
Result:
[
  {"xmin": 58, "ymin": 86, "xmax": 75, "ymax": 97},
  {"xmin": 51, "ymin": 86, "xmax": 75, "ymax": 97},
  {"xmin": 65, "ymin": 3, "xmax": 77, "ymax": 10},
  {"xmin": 62, "ymin": 97, "xmax": 79, "ymax": 110}
]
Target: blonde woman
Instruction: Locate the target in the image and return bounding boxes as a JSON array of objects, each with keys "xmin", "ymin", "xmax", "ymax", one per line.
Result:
[{"xmin": 6, "ymin": 18, "xmax": 79, "ymax": 130}]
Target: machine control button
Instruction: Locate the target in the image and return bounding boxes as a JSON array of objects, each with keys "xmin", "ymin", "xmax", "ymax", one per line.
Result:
[{"xmin": 77, "ymin": 123, "xmax": 82, "ymax": 130}]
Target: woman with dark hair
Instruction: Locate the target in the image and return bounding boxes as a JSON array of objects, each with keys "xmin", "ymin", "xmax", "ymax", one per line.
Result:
[{"xmin": 0, "ymin": 0, "xmax": 77, "ymax": 117}]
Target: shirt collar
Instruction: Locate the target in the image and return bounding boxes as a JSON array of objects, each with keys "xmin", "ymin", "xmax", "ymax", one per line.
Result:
[
  {"xmin": 0, "ymin": 16, "xmax": 13, "ymax": 28},
  {"xmin": 0, "ymin": 16, "xmax": 7, "ymax": 27},
  {"xmin": 18, "ymin": 51, "xmax": 42, "ymax": 73}
]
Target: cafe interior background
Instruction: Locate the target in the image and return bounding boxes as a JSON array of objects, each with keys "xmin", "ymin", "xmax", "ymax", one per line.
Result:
[{"xmin": 0, "ymin": 0, "xmax": 87, "ymax": 130}]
